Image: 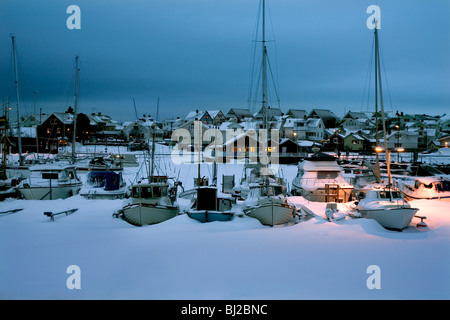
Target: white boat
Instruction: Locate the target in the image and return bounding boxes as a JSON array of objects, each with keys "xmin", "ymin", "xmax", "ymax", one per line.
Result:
[
  {"xmin": 242, "ymin": 182, "xmax": 295, "ymax": 226},
  {"xmin": 16, "ymin": 164, "xmax": 82, "ymax": 200},
  {"xmin": 357, "ymin": 186, "xmax": 419, "ymax": 230},
  {"xmin": 119, "ymin": 125, "xmax": 181, "ymax": 226},
  {"xmin": 80, "ymin": 170, "xmax": 128, "ymax": 199},
  {"xmin": 397, "ymin": 176, "xmax": 450, "ymax": 202},
  {"xmin": 121, "ymin": 176, "xmax": 179, "ymax": 226},
  {"xmin": 291, "ymin": 152, "xmax": 354, "ymax": 202}
]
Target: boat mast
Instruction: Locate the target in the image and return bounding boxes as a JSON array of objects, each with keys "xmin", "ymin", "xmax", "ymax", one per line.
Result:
[
  {"xmin": 11, "ymin": 35, "xmax": 23, "ymax": 166},
  {"xmin": 0, "ymin": 100, "xmax": 9, "ymax": 180},
  {"xmin": 150, "ymin": 124, "xmax": 156, "ymax": 180},
  {"xmin": 72, "ymin": 55, "xmax": 80, "ymax": 164},
  {"xmin": 374, "ymin": 23, "xmax": 391, "ymax": 187},
  {"xmin": 262, "ymin": 0, "xmax": 268, "ymax": 131}
]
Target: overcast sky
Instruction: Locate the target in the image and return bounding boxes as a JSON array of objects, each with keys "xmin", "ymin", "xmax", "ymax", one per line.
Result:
[{"xmin": 1, "ymin": 0, "xmax": 449, "ymax": 123}]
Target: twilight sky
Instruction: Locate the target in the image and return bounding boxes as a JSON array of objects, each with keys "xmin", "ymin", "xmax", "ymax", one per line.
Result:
[{"xmin": 1, "ymin": 0, "xmax": 449, "ymax": 123}]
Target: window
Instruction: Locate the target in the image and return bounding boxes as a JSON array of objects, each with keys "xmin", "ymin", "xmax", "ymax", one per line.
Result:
[
  {"xmin": 132, "ymin": 187, "xmax": 140, "ymax": 198},
  {"xmin": 141, "ymin": 187, "xmax": 153, "ymax": 198}
]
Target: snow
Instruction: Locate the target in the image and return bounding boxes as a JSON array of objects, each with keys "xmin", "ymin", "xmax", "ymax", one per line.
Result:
[{"xmin": 1, "ymin": 145, "xmax": 450, "ymax": 300}]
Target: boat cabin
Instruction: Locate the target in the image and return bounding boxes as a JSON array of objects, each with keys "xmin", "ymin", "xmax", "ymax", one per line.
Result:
[
  {"xmin": 359, "ymin": 189, "xmax": 403, "ymax": 200},
  {"xmin": 248, "ymin": 184, "xmax": 286, "ymax": 198},
  {"xmin": 131, "ymin": 183, "xmax": 169, "ymax": 199}
]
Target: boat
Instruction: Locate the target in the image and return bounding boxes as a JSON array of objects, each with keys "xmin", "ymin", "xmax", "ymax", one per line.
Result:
[
  {"xmin": 396, "ymin": 172, "xmax": 450, "ymax": 202},
  {"xmin": 120, "ymin": 125, "xmax": 181, "ymax": 226},
  {"xmin": 291, "ymin": 152, "xmax": 354, "ymax": 202},
  {"xmin": 16, "ymin": 164, "xmax": 83, "ymax": 200},
  {"xmin": 356, "ymin": 186, "xmax": 419, "ymax": 230},
  {"xmin": 79, "ymin": 170, "xmax": 128, "ymax": 199},
  {"xmin": 356, "ymin": 19, "xmax": 419, "ymax": 229},
  {"xmin": 184, "ymin": 138, "xmax": 234, "ymax": 223},
  {"xmin": 187, "ymin": 185, "xmax": 234, "ymax": 223},
  {"xmin": 237, "ymin": 0, "xmax": 295, "ymax": 226},
  {"xmin": 242, "ymin": 179, "xmax": 295, "ymax": 226}
]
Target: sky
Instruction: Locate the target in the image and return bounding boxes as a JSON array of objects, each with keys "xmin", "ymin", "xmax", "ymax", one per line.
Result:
[{"xmin": 1, "ymin": 0, "xmax": 449, "ymax": 123}]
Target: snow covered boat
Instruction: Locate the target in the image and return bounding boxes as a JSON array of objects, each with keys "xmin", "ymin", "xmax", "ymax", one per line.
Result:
[
  {"xmin": 356, "ymin": 186, "xmax": 419, "ymax": 230},
  {"xmin": 80, "ymin": 170, "xmax": 128, "ymax": 199},
  {"xmin": 242, "ymin": 182, "xmax": 295, "ymax": 226},
  {"xmin": 398, "ymin": 176, "xmax": 450, "ymax": 202},
  {"xmin": 121, "ymin": 176, "xmax": 180, "ymax": 226},
  {"xmin": 291, "ymin": 152, "xmax": 354, "ymax": 202},
  {"xmin": 16, "ymin": 164, "xmax": 82, "ymax": 200},
  {"xmin": 186, "ymin": 186, "xmax": 234, "ymax": 223}
]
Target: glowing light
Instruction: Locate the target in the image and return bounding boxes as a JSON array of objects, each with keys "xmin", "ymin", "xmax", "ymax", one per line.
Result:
[{"xmin": 374, "ymin": 146, "xmax": 383, "ymax": 153}]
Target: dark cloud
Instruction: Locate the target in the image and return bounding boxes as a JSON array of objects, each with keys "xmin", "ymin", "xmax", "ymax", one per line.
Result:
[{"xmin": 1, "ymin": 0, "xmax": 449, "ymax": 123}]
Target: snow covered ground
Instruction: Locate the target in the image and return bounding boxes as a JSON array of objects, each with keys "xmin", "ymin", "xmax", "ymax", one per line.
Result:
[{"xmin": 1, "ymin": 145, "xmax": 449, "ymax": 300}]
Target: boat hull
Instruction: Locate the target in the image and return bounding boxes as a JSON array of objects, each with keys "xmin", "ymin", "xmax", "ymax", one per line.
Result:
[
  {"xmin": 244, "ymin": 199, "xmax": 294, "ymax": 226},
  {"xmin": 359, "ymin": 207, "xmax": 419, "ymax": 230},
  {"xmin": 17, "ymin": 183, "xmax": 82, "ymax": 200},
  {"xmin": 122, "ymin": 203, "xmax": 178, "ymax": 226},
  {"xmin": 187, "ymin": 210, "xmax": 233, "ymax": 223},
  {"xmin": 80, "ymin": 189, "xmax": 127, "ymax": 200}
]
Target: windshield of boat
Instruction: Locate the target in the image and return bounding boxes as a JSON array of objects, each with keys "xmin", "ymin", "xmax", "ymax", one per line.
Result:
[
  {"xmin": 132, "ymin": 185, "xmax": 168, "ymax": 198},
  {"xmin": 317, "ymin": 171, "xmax": 340, "ymax": 180},
  {"xmin": 260, "ymin": 185, "xmax": 284, "ymax": 196},
  {"xmin": 378, "ymin": 190, "xmax": 402, "ymax": 199}
]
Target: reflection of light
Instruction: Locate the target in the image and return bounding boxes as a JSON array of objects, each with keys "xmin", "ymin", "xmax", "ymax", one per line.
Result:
[{"xmin": 375, "ymin": 146, "xmax": 383, "ymax": 152}]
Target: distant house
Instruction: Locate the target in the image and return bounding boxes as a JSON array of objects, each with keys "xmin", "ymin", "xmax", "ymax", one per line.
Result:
[
  {"xmin": 437, "ymin": 135, "xmax": 450, "ymax": 148},
  {"xmin": 341, "ymin": 111, "xmax": 369, "ymax": 121},
  {"xmin": 200, "ymin": 110, "xmax": 227, "ymax": 126},
  {"xmin": 285, "ymin": 109, "xmax": 308, "ymax": 119},
  {"xmin": 343, "ymin": 133, "xmax": 369, "ymax": 152},
  {"xmin": 225, "ymin": 108, "xmax": 253, "ymax": 121},
  {"xmin": 21, "ymin": 113, "xmax": 49, "ymax": 127},
  {"xmin": 323, "ymin": 131, "xmax": 345, "ymax": 151},
  {"xmin": 386, "ymin": 131, "xmax": 418, "ymax": 150},
  {"xmin": 308, "ymin": 109, "xmax": 339, "ymax": 128},
  {"xmin": 254, "ymin": 106, "xmax": 282, "ymax": 122}
]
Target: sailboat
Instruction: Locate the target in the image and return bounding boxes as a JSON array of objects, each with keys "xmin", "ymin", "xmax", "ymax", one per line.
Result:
[
  {"xmin": 240, "ymin": 0, "xmax": 295, "ymax": 226},
  {"xmin": 356, "ymin": 20, "xmax": 419, "ymax": 230},
  {"xmin": 120, "ymin": 125, "xmax": 181, "ymax": 226},
  {"xmin": 16, "ymin": 55, "xmax": 83, "ymax": 200}
]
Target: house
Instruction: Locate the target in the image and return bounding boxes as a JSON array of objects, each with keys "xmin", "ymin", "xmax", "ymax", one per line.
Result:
[
  {"xmin": 21, "ymin": 113, "xmax": 49, "ymax": 127},
  {"xmin": 341, "ymin": 111, "xmax": 369, "ymax": 121},
  {"xmin": 308, "ymin": 109, "xmax": 339, "ymax": 128},
  {"xmin": 343, "ymin": 132, "xmax": 370, "ymax": 152},
  {"xmin": 254, "ymin": 106, "xmax": 282, "ymax": 122},
  {"xmin": 437, "ymin": 135, "xmax": 450, "ymax": 148},
  {"xmin": 285, "ymin": 109, "xmax": 307, "ymax": 119},
  {"xmin": 37, "ymin": 112, "xmax": 75, "ymax": 153},
  {"xmin": 322, "ymin": 131, "xmax": 345, "ymax": 151},
  {"xmin": 200, "ymin": 110, "xmax": 227, "ymax": 126},
  {"xmin": 225, "ymin": 108, "xmax": 253, "ymax": 121},
  {"xmin": 122, "ymin": 118, "xmax": 163, "ymax": 142},
  {"xmin": 386, "ymin": 131, "xmax": 418, "ymax": 150}
]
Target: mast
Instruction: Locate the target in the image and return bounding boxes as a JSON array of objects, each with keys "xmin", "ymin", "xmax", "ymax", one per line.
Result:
[
  {"xmin": 1, "ymin": 100, "xmax": 9, "ymax": 180},
  {"xmin": 72, "ymin": 55, "xmax": 80, "ymax": 164},
  {"xmin": 375, "ymin": 26, "xmax": 391, "ymax": 187},
  {"xmin": 262, "ymin": 0, "xmax": 268, "ymax": 131},
  {"xmin": 11, "ymin": 35, "xmax": 23, "ymax": 166},
  {"xmin": 149, "ymin": 124, "xmax": 156, "ymax": 180},
  {"xmin": 374, "ymin": 20, "xmax": 391, "ymax": 186}
]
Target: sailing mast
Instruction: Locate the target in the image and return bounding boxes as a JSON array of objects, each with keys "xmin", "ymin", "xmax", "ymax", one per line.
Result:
[
  {"xmin": 72, "ymin": 55, "xmax": 80, "ymax": 164},
  {"xmin": 262, "ymin": 0, "xmax": 268, "ymax": 131},
  {"xmin": 374, "ymin": 23, "xmax": 392, "ymax": 187},
  {"xmin": 11, "ymin": 35, "xmax": 23, "ymax": 166}
]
